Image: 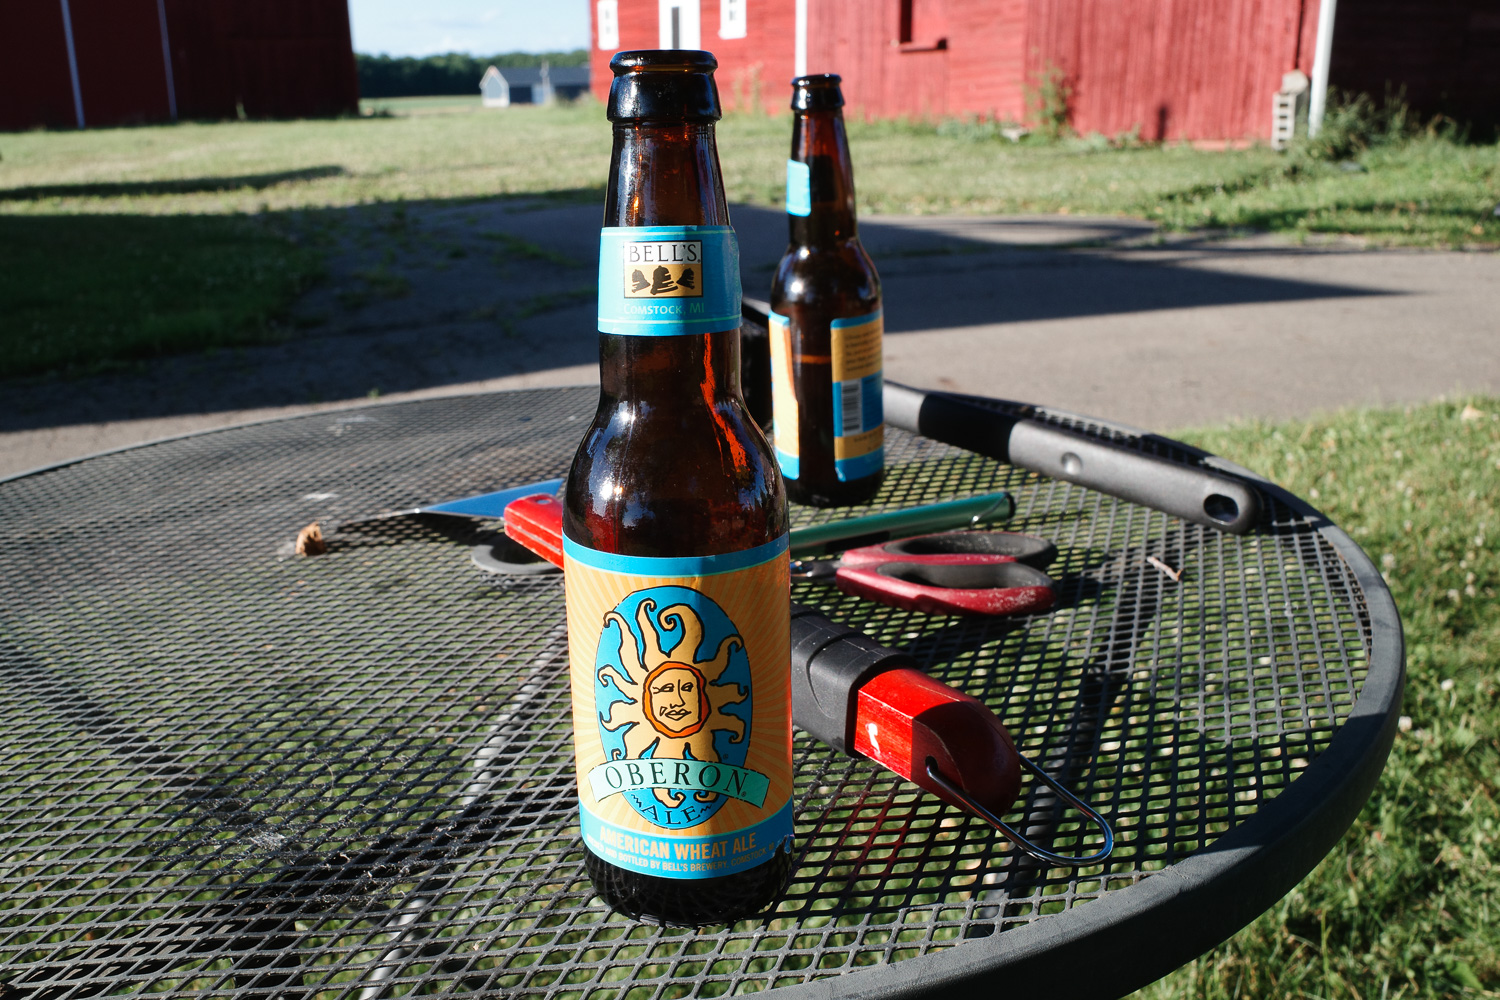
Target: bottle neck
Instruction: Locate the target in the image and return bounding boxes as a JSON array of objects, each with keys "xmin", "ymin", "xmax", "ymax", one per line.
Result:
[
  {"xmin": 605, "ymin": 122, "xmax": 730, "ymax": 227},
  {"xmin": 788, "ymin": 108, "xmax": 858, "ymax": 246},
  {"xmin": 601, "ymin": 120, "xmax": 738, "ymax": 408}
]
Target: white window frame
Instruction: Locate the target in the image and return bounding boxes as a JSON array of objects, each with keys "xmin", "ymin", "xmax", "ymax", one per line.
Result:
[
  {"xmin": 596, "ymin": 0, "xmax": 619, "ymax": 50},
  {"xmin": 658, "ymin": 0, "xmax": 702, "ymax": 49},
  {"xmin": 719, "ymin": 0, "xmax": 747, "ymax": 39}
]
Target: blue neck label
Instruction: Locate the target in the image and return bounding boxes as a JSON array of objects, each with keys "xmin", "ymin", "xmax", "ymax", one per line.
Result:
[
  {"xmin": 785, "ymin": 160, "xmax": 812, "ymax": 217},
  {"xmin": 598, "ymin": 225, "xmax": 742, "ymax": 336}
]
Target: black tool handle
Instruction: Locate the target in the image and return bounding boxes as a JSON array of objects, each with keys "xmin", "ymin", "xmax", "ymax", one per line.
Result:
[
  {"xmin": 884, "ymin": 381, "xmax": 1261, "ymax": 534},
  {"xmin": 790, "ymin": 602, "xmax": 914, "ymax": 754}
]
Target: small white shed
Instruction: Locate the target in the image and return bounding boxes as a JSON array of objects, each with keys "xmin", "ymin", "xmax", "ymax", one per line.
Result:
[
  {"xmin": 480, "ymin": 63, "xmax": 590, "ymax": 107},
  {"xmin": 480, "ymin": 65, "xmax": 512, "ymax": 107}
]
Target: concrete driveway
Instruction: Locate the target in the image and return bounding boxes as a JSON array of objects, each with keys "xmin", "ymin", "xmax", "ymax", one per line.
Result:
[{"xmin": 3, "ymin": 201, "xmax": 1497, "ymax": 478}]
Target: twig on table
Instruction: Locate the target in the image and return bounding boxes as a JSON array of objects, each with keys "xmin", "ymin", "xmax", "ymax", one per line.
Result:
[
  {"xmin": 1146, "ymin": 555, "xmax": 1182, "ymax": 582},
  {"xmin": 295, "ymin": 522, "xmax": 327, "ymax": 556}
]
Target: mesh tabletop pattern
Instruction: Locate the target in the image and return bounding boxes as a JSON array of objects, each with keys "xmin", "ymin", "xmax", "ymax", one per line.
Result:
[{"xmin": 0, "ymin": 388, "xmax": 1397, "ymax": 999}]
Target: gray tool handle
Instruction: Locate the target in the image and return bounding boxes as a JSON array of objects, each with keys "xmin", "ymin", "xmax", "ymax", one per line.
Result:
[{"xmin": 884, "ymin": 381, "xmax": 1261, "ymax": 534}]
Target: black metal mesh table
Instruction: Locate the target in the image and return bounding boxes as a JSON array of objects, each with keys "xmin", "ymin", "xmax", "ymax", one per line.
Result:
[{"xmin": 0, "ymin": 387, "xmax": 1402, "ymax": 999}]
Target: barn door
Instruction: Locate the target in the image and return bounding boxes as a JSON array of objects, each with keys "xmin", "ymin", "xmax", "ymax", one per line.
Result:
[{"xmin": 658, "ymin": 0, "xmax": 701, "ymax": 49}]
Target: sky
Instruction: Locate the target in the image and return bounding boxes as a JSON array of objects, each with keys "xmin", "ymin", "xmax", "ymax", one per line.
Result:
[{"xmin": 349, "ymin": 0, "xmax": 591, "ymax": 56}]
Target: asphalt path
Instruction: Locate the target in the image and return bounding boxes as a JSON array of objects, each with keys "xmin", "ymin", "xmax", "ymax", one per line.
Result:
[{"xmin": 3, "ymin": 202, "xmax": 1497, "ymax": 479}]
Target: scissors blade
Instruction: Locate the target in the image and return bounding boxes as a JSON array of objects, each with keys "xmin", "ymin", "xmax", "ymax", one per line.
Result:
[
  {"xmin": 421, "ymin": 479, "xmax": 566, "ymax": 518},
  {"xmin": 788, "ymin": 558, "xmax": 842, "ymax": 583},
  {"xmin": 335, "ymin": 477, "xmax": 565, "ymax": 531}
]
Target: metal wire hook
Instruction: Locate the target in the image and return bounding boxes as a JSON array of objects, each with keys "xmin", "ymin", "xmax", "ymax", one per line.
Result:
[{"xmin": 925, "ymin": 755, "xmax": 1115, "ymax": 867}]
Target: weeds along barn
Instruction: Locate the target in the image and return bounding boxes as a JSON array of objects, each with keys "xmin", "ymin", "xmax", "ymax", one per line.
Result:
[
  {"xmin": 1, "ymin": 0, "xmax": 358, "ymax": 130},
  {"xmin": 590, "ymin": 0, "xmax": 1500, "ymax": 143}
]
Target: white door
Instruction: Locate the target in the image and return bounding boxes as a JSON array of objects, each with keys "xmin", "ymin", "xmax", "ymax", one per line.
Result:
[{"xmin": 659, "ymin": 0, "xmax": 702, "ymax": 49}]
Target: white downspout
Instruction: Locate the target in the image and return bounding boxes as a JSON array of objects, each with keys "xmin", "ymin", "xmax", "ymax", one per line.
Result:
[
  {"xmin": 156, "ymin": 0, "xmax": 178, "ymax": 120},
  {"xmin": 794, "ymin": 0, "xmax": 807, "ymax": 77},
  {"xmin": 59, "ymin": 0, "xmax": 85, "ymax": 129},
  {"xmin": 1308, "ymin": 0, "xmax": 1338, "ymax": 137}
]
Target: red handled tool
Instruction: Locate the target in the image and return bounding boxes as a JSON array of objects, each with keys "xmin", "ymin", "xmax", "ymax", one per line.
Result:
[
  {"xmin": 501, "ymin": 494, "xmax": 566, "ymax": 567},
  {"xmin": 791, "ymin": 531, "xmax": 1058, "ymax": 616},
  {"xmin": 789, "ymin": 603, "xmax": 1112, "ymax": 866},
  {"xmin": 499, "ymin": 494, "xmax": 1113, "ymax": 866}
]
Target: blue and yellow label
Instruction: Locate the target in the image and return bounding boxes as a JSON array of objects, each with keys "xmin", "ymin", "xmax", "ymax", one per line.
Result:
[
  {"xmin": 598, "ymin": 225, "xmax": 741, "ymax": 336},
  {"xmin": 767, "ymin": 308, "xmax": 884, "ymax": 482},
  {"xmin": 767, "ymin": 310, "xmax": 800, "ymax": 480},
  {"xmin": 563, "ymin": 535, "xmax": 793, "ymax": 879},
  {"xmin": 831, "ymin": 310, "xmax": 884, "ymax": 482}
]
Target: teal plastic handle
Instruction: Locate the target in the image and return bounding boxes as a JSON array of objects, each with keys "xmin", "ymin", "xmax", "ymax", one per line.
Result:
[{"xmin": 787, "ymin": 492, "xmax": 1014, "ymax": 559}]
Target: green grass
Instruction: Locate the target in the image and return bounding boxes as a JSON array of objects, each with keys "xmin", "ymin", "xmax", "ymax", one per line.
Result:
[
  {"xmin": 0, "ymin": 103, "xmax": 612, "ymax": 216},
  {"xmin": 1, "ymin": 100, "xmax": 1495, "ymax": 378},
  {"xmin": 358, "ymin": 95, "xmax": 492, "ymax": 116},
  {"xmin": 829, "ymin": 124, "xmax": 1498, "ymax": 248},
  {"xmin": 1133, "ymin": 396, "xmax": 1500, "ymax": 999},
  {"xmin": 2, "ymin": 100, "xmax": 1494, "ymax": 238},
  {"xmin": 1141, "ymin": 139, "xmax": 1500, "ymax": 247}
]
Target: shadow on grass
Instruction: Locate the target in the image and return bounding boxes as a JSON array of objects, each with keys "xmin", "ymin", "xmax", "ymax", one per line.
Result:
[
  {"xmin": 0, "ymin": 213, "xmax": 323, "ymax": 382},
  {"xmin": 1217, "ymin": 199, "xmax": 1496, "ymax": 241},
  {"xmin": 0, "ymin": 165, "xmax": 348, "ymax": 202},
  {"xmin": 2, "ymin": 187, "xmax": 1394, "ymax": 434}
]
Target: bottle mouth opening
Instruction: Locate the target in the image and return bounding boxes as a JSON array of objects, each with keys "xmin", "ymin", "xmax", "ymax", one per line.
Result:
[
  {"xmin": 612, "ymin": 49, "xmax": 719, "ymax": 75},
  {"xmin": 608, "ymin": 49, "xmax": 723, "ymax": 122},
  {"xmin": 791, "ymin": 74, "xmax": 844, "ymax": 112}
]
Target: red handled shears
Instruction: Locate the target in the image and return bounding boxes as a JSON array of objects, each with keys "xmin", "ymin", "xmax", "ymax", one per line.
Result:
[{"xmin": 790, "ymin": 531, "xmax": 1058, "ymax": 616}]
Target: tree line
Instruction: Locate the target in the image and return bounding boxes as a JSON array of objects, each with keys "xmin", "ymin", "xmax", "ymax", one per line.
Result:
[{"xmin": 357, "ymin": 51, "xmax": 589, "ymax": 98}]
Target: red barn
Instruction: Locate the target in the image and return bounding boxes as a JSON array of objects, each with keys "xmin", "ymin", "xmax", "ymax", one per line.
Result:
[
  {"xmin": 588, "ymin": 0, "xmax": 1499, "ymax": 142},
  {"xmin": 0, "ymin": 0, "xmax": 358, "ymax": 132}
]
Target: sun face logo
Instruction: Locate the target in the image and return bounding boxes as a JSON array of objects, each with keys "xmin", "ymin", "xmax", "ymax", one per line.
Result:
[
  {"xmin": 593, "ymin": 586, "xmax": 756, "ymax": 830},
  {"xmin": 644, "ymin": 662, "xmax": 709, "ymax": 737}
]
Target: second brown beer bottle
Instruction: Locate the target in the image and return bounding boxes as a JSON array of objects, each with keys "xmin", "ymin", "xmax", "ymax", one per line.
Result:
[
  {"xmin": 562, "ymin": 50, "xmax": 794, "ymax": 926},
  {"xmin": 769, "ymin": 73, "xmax": 884, "ymax": 507}
]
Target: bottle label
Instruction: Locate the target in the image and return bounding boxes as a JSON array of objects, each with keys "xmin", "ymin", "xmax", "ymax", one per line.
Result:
[
  {"xmin": 767, "ymin": 309, "xmax": 884, "ymax": 483},
  {"xmin": 767, "ymin": 310, "xmax": 800, "ymax": 480},
  {"xmin": 785, "ymin": 159, "xmax": 812, "ymax": 217},
  {"xmin": 563, "ymin": 535, "xmax": 794, "ymax": 880},
  {"xmin": 598, "ymin": 225, "xmax": 742, "ymax": 336},
  {"xmin": 831, "ymin": 310, "xmax": 884, "ymax": 482}
]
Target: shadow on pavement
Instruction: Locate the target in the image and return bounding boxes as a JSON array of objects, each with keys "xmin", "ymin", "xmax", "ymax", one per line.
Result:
[{"xmin": 1, "ymin": 191, "xmax": 1392, "ymax": 434}]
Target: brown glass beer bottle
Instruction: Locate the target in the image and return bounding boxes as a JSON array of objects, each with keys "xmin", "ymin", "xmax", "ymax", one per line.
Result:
[
  {"xmin": 562, "ymin": 50, "xmax": 794, "ymax": 925},
  {"xmin": 769, "ymin": 74, "xmax": 885, "ymax": 507}
]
